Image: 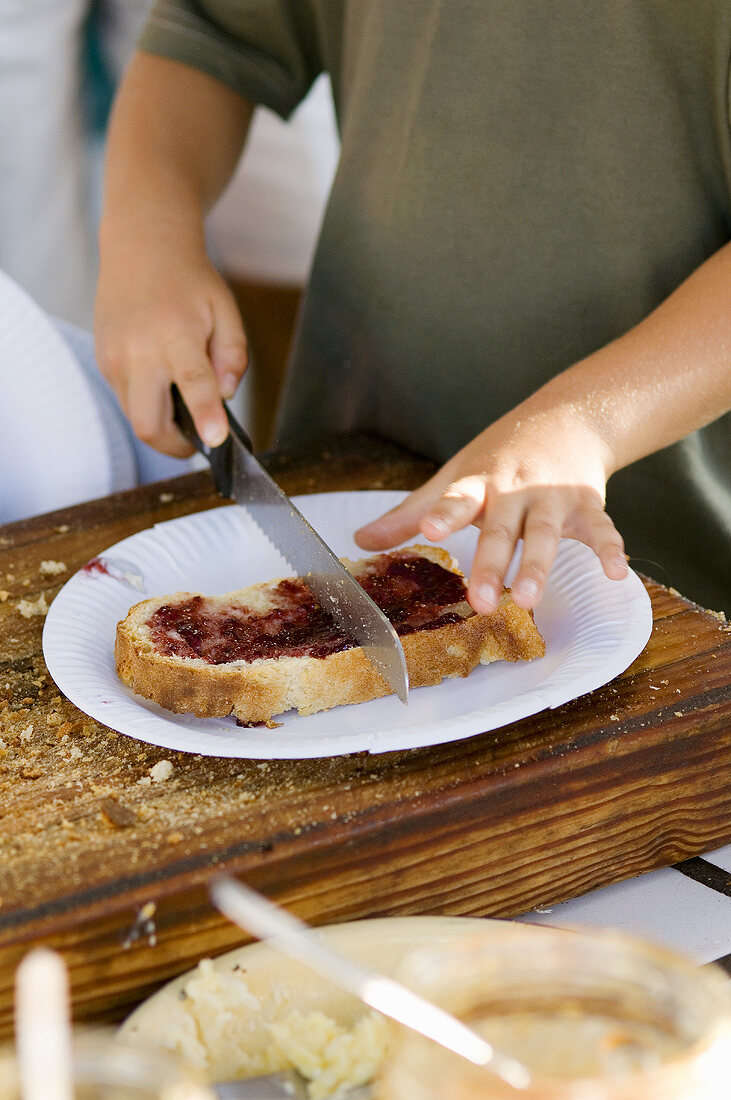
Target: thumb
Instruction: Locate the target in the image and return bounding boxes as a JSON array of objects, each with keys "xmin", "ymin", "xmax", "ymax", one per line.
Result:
[
  {"xmin": 208, "ymin": 283, "xmax": 249, "ymax": 399},
  {"xmin": 355, "ymin": 480, "xmax": 445, "ymax": 550}
]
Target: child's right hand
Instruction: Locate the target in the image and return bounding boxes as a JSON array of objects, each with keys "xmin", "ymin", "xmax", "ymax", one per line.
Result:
[{"xmin": 94, "ymin": 238, "xmax": 248, "ymax": 457}]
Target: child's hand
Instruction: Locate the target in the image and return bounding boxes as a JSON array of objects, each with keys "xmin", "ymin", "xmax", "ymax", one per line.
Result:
[
  {"xmin": 95, "ymin": 241, "xmax": 248, "ymax": 457},
  {"xmin": 355, "ymin": 407, "xmax": 628, "ymax": 612}
]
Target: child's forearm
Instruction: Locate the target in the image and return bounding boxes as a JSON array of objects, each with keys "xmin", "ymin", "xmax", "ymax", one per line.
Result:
[
  {"xmin": 95, "ymin": 52, "xmax": 254, "ymax": 456},
  {"xmin": 99, "ymin": 51, "xmax": 253, "ymax": 255},
  {"xmin": 356, "ymin": 239, "xmax": 731, "ymax": 611},
  {"xmin": 529, "ymin": 239, "xmax": 731, "ymax": 476}
]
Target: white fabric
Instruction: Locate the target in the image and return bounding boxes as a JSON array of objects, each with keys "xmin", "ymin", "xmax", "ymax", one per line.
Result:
[
  {"xmin": 0, "ymin": 267, "xmax": 195, "ymax": 525},
  {"xmin": 0, "ymin": 2, "xmax": 153, "ymax": 328},
  {"xmin": 0, "ymin": 0, "xmax": 96, "ymax": 327},
  {"xmin": 53, "ymin": 315, "xmax": 200, "ymax": 489},
  {"xmin": 206, "ymin": 74, "xmax": 340, "ymax": 286},
  {"xmin": 0, "ymin": 1, "xmax": 336, "ymax": 338}
]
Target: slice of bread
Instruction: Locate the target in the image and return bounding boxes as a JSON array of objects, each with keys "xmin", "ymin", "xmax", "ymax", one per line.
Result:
[{"xmin": 115, "ymin": 545, "xmax": 545, "ymax": 723}]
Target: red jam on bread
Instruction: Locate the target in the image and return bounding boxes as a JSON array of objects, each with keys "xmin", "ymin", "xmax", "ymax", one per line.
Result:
[
  {"xmin": 148, "ymin": 550, "xmax": 471, "ymax": 664},
  {"xmin": 115, "ymin": 544, "xmax": 545, "ymax": 722}
]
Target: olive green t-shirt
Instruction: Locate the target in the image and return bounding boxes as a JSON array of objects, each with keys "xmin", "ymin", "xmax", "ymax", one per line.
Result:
[{"xmin": 140, "ymin": 1, "xmax": 731, "ymax": 611}]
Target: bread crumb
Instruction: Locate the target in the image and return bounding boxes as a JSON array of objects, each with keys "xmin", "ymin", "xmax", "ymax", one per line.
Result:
[
  {"xmin": 159, "ymin": 492, "xmax": 174, "ymax": 503},
  {"xmin": 58, "ymin": 721, "xmax": 80, "ymax": 736},
  {"xmin": 137, "ymin": 776, "xmax": 152, "ymax": 787},
  {"xmin": 20, "ymin": 724, "xmax": 33, "ymax": 742},
  {"xmin": 55, "ymin": 525, "xmax": 70, "ymax": 533},
  {"xmin": 40, "ymin": 560, "xmax": 67, "ymax": 576},
  {"xmin": 167, "ymin": 831, "xmax": 184, "ymax": 844},
  {"xmin": 101, "ymin": 796, "xmax": 137, "ymax": 827},
  {"xmin": 0, "ymin": 591, "xmax": 8, "ymax": 602},
  {"xmin": 150, "ymin": 760, "xmax": 174, "ymax": 783},
  {"xmin": 16, "ymin": 594, "xmax": 49, "ymax": 618}
]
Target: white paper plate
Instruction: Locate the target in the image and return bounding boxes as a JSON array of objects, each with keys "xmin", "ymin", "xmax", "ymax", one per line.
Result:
[
  {"xmin": 0, "ymin": 269, "xmax": 117, "ymax": 523},
  {"xmin": 42, "ymin": 491, "xmax": 652, "ymax": 759}
]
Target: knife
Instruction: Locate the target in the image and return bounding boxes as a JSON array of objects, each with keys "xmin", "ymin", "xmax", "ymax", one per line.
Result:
[
  {"xmin": 171, "ymin": 386, "xmax": 408, "ymax": 703},
  {"xmin": 213, "ymin": 1075, "xmax": 371, "ymax": 1098}
]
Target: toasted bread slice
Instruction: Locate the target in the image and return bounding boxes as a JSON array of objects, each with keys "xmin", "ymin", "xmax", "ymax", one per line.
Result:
[{"xmin": 115, "ymin": 545, "xmax": 544, "ymax": 724}]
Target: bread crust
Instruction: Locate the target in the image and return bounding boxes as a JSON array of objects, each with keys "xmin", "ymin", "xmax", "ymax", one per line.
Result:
[{"xmin": 115, "ymin": 546, "xmax": 545, "ymax": 723}]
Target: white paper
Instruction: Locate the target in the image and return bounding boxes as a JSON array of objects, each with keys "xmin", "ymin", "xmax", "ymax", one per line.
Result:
[
  {"xmin": 43, "ymin": 492, "xmax": 653, "ymax": 760},
  {"xmin": 0, "ymin": 268, "xmax": 114, "ymax": 523}
]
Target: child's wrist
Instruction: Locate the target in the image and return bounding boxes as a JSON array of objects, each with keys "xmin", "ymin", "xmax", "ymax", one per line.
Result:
[{"xmin": 98, "ymin": 204, "xmax": 207, "ymax": 263}]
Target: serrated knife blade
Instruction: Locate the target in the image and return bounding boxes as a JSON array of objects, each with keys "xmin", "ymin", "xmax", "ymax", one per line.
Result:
[{"xmin": 171, "ymin": 386, "xmax": 408, "ymax": 704}]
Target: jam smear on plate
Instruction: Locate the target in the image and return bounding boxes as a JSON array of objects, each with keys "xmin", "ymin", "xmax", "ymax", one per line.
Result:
[
  {"xmin": 83, "ymin": 556, "xmax": 111, "ymax": 576},
  {"xmin": 148, "ymin": 551, "xmax": 472, "ymax": 665}
]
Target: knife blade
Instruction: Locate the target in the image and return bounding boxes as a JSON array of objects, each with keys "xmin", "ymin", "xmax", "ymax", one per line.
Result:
[
  {"xmin": 171, "ymin": 386, "xmax": 408, "ymax": 703},
  {"xmin": 213, "ymin": 1075, "xmax": 371, "ymax": 1099},
  {"xmin": 213, "ymin": 1073, "xmax": 307, "ymax": 1099}
]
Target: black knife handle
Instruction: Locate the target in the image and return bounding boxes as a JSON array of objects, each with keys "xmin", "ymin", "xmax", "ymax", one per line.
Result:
[{"xmin": 171, "ymin": 383, "xmax": 254, "ymax": 499}]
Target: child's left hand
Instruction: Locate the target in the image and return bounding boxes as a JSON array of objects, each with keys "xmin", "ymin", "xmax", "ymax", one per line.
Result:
[{"xmin": 355, "ymin": 403, "xmax": 628, "ymax": 613}]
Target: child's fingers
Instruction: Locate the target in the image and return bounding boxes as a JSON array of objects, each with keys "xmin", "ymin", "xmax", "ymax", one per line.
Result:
[
  {"xmin": 167, "ymin": 333, "xmax": 229, "ymax": 448},
  {"xmin": 466, "ymin": 495, "xmax": 526, "ymax": 613},
  {"xmin": 208, "ymin": 285, "xmax": 249, "ymax": 399},
  {"xmin": 353, "ymin": 498, "xmax": 423, "ymax": 549},
  {"xmin": 126, "ymin": 361, "xmax": 195, "ymax": 458},
  {"xmin": 418, "ymin": 475, "xmax": 488, "ymax": 540},
  {"xmin": 566, "ymin": 506, "xmax": 628, "ymax": 580},
  {"xmin": 509, "ymin": 502, "xmax": 564, "ymax": 608},
  {"xmin": 354, "ymin": 478, "xmax": 449, "ymax": 549}
]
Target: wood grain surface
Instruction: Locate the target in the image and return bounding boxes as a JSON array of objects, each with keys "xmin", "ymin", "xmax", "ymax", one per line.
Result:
[{"xmin": 0, "ymin": 433, "xmax": 729, "ymax": 1041}]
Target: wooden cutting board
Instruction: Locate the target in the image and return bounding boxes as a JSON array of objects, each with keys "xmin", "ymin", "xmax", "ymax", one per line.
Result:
[{"xmin": 0, "ymin": 433, "xmax": 729, "ymax": 1041}]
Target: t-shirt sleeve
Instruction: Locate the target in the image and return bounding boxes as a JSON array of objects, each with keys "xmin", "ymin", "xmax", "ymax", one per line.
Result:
[{"xmin": 138, "ymin": 1, "xmax": 324, "ymax": 118}]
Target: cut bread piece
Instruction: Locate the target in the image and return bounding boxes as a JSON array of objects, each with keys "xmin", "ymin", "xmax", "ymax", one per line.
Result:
[{"xmin": 115, "ymin": 545, "xmax": 545, "ymax": 724}]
